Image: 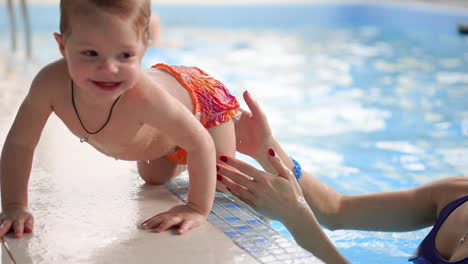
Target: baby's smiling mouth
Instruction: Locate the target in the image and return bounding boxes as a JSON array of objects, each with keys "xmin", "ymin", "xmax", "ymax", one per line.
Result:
[{"xmin": 92, "ymin": 81, "xmax": 122, "ymax": 91}]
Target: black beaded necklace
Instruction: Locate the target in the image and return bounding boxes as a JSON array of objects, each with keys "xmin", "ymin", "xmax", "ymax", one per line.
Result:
[{"xmin": 71, "ymin": 80, "xmax": 121, "ymax": 143}]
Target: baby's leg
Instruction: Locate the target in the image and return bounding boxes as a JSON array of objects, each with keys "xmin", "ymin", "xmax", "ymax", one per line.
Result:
[
  {"xmin": 137, "ymin": 157, "xmax": 186, "ymax": 185},
  {"xmin": 208, "ymin": 120, "xmax": 236, "ymax": 191}
]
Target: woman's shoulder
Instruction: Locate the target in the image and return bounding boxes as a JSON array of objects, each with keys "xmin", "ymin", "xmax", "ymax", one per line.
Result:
[{"xmin": 426, "ymin": 176, "xmax": 468, "ymax": 215}]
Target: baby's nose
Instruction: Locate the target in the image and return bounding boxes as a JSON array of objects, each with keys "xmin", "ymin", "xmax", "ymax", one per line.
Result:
[{"xmin": 98, "ymin": 59, "xmax": 119, "ymax": 74}]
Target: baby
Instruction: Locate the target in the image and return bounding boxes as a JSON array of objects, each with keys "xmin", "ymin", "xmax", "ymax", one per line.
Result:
[{"xmin": 0, "ymin": 0, "xmax": 239, "ymax": 237}]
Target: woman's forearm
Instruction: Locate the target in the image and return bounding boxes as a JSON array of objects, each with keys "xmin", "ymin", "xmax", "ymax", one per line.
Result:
[{"xmin": 282, "ymin": 198, "xmax": 350, "ymax": 264}]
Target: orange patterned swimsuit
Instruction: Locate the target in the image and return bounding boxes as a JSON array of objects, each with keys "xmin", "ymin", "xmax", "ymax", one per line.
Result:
[{"xmin": 151, "ymin": 63, "xmax": 240, "ymax": 164}]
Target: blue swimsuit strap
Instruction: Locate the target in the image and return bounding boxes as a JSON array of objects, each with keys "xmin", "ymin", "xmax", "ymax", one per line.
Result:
[{"xmin": 410, "ymin": 195, "xmax": 468, "ymax": 264}]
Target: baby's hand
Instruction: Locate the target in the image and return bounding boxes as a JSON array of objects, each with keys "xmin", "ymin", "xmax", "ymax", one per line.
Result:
[
  {"xmin": 141, "ymin": 204, "xmax": 207, "ymax": 235},
  {"xmin": 0, "ymin": 205, "xmax": 34, "ymax": 238}
]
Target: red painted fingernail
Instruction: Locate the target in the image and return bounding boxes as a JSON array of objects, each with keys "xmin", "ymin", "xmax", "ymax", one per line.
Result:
[
  {"xmin": 220, "ymin": 156, "xmax": 228, "ymax": 162},
  {"xmin": 216, "ymin": 165, "xmax": 220, "ymax": 171},
  {"xmin": 217, "ymin": 174, "xmax": 223, "ymax": 181},
  {"xmin": 269, "ymin": 148, "xmax": 276, "ymax": 156},
  {"xmin": 226, "ymin": 187, "xmax": 231, "ymax": 192}
]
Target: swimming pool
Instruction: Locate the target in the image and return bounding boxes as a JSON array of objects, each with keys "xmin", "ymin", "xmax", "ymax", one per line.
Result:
[{"xmin": 1, "ymin": 2, "xmax": 468, "ymax": 264}]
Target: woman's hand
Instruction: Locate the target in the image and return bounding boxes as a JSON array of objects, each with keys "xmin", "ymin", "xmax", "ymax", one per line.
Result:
[
  {"xmin": 234, "ymin": 91, "xmax": 274, "ymax": 159},
  {"xmin": 218, "ymin": 151, "xmax": 351, "ymax": 264},
  {"xmin": 0, "ymin": 205, "xmax": 34, "ymax": 238},
  {"xmin": 217, "ymin": 149, "xmax": 306, "ymax": 222},
  {"xmin": 141, "ymin": 204, "xmax": 207, "ymax": 235}
]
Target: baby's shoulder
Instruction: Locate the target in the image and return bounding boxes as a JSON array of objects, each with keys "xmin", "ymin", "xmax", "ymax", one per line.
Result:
[
  {"xmin": 32, "ymin": 59, "xmax": 68, "ymax": 90},
  {"xmin": 35, "ymin": 58, "xmax": 68, "ymax": 82},
  {"xmin": 27, "ymin": 59, "xmax": 69, "ymax": 103}
]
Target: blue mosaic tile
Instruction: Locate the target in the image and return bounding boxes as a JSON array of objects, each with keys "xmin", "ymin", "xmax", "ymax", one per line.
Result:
[
  {"xmin": 236, "ymin": 225, "xmax": 252, "ymax": 231},
  {"xmin": 225, "ymin": 231, "xmax": 242, "ymax": 238},
  {"xmin": 246, "ymin": 220, "xmax": 262, "ymax": 225},
  {"xmin": 223, "ymin": 204, "xmax": 239, "ymax": 208},
  {"xmin": 225, "ymin": 217, "xmax": 240, "ymax": 222},
  {"xmin": 245, "ymin": 246, "xmax": 262, "ymax": 253},
  {"xmin": 166, "ymin": 175, "xmax": 323, "ymax": 264}
]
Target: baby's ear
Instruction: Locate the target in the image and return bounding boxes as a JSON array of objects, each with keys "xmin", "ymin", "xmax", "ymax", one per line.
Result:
[{"xmin": 53, "ymin": 33, "xmax": 66, "ymax": 57}]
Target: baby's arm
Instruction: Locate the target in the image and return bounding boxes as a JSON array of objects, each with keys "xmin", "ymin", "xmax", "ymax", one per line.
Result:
[
  {"xmin": 208, "ymin": 119, "xmax": 236, "ymax": 158},
  {"xmin": 0, "ymin": 68, "xmax": 53, "ymax": 238},
  {"xmin": 138, "ymin": 85, "xmax": 216, "ymax": 234}
]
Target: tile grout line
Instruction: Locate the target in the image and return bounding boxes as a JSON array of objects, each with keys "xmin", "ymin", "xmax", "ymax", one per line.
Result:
[{"xmin": 1, "ymin": 238, "xmax": 17, "ymax": 264}]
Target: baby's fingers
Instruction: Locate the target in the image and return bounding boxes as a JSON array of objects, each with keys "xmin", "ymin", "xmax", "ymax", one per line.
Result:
[
  {"xmin": 0, "ymin": 220, "xmax": 12, "ymax": 238},
  {"xmin": 141, "ymin": 216, "xmax": 164, "ymax": 230},
  {"xmin": 13, "ymin": 219, "xmax": 24, "ymax": 238},
  {"xmin": 24, "ymin": 217, "xmax": 34, "ymax": 233},
  {"xmin": 178, "ymin": 220, "xmax": 199, "ymax": 235},
  {"xmin": 155, "ymin": 216, "xmax": 183, "ymax": 233}
]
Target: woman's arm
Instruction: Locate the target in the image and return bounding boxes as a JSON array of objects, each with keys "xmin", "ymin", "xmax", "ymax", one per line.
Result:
[
  {"xmin": 234, "ymin": 90, "xmax": 447, "ymax": 232},
  {"xmin": 254, "ymin": 138, "xmax": 438, "ymax": 231},
  {"xmin": 218, "ymin": 150, "xmax": 350, "ymax": 264}
]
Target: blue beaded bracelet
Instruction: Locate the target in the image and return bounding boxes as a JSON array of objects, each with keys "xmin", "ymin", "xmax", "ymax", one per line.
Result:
[{"xmin": 290, "ymin": 157, "xmax": 302, "ymax": 180}]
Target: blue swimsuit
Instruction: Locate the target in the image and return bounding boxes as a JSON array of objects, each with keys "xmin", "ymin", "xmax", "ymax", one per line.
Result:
[{"xmin": 409, "ymin": 195, "xmax": 468, "ymax": 264}]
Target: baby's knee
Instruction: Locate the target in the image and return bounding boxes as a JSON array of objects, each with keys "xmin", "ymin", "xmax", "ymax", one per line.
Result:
[
  {"xmin": 141, "ymin": 176, "xmax": 167, "ymax": 185},
  {"xmin": 137, "ymin": 166, "xmax": 167, "ymax": 185},
  {"xmin": 137, "ymin": 160, "xmax": 185, "ymax": 185}
]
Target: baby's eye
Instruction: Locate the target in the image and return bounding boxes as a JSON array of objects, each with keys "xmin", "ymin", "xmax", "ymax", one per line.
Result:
[
  {"xmin": 119, "ymin": 52, "xmax": 134, "ymax": 60},
  {"xmin": 81, "ymin": 50, "xmax": 98, "ymax": 57}
]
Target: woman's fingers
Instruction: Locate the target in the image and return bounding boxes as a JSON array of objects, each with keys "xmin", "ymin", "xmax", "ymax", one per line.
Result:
[
  {"xmin": 267, "ymin": 148, "xmax": 296, "ymax": 181},
  {"xmin": 227, "ymin": 187, "xmax": 256, "ymax": 209},
  {"xmin": 219, "ymin": 156, "xmax": 263, "ymax": 182},
  {"xmin": 218, "ymin": 173, "xmax": 257, "ymax": 203},
  {"xmin": 243, "ymin": 91, "xmax": 267, "ymax": 121},
  {"xmin": 237, "ymin": 107, "xmax": 252, "ymax": 119},
  {"xmin": 217, "ymin": 164, "xmax": 256, "ymax": 188}
]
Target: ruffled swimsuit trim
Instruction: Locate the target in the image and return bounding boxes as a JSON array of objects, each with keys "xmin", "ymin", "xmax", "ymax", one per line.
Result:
[{"xmin": 151, "ymin": 63, "xmax": 240, "ymax": 164}]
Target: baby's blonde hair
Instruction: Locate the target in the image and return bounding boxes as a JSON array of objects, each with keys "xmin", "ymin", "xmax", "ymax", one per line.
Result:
[{"xmin": 59, "ymin": 0, "xmax": 151, "ymax": 44}]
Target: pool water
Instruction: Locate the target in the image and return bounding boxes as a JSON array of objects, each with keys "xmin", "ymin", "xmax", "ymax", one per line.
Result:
[{"xmin": 1, "ymin": 3, "xmax": 468, "ymax": 264}]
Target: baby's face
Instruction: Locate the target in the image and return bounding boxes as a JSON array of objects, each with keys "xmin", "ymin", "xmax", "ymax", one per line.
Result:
[{"xmin": 59, "ymin": 12, "xmax": 147, "ymax": 101}]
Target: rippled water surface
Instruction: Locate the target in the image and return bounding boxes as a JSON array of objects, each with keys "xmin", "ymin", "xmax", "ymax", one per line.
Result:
[{"xmin": 1, "ymin": 3, "xmax": 468, "ymax": 264}]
